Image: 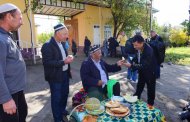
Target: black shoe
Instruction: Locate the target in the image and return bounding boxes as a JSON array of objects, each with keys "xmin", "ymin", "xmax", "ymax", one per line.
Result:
[{"xmin": 63, "ymin": 110, "xmax": 69, "ymax": 115}]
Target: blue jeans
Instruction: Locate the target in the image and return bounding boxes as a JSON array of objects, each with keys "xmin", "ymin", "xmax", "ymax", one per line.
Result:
[
  {"xmin": 155, "ymin": 64, "xmax": 160, "ymax": 79},
  {"xmin": 127, "ymin": 54, "xmax": 138, "ymax": 81},
  {"xmin": 49, "ymin": 71, "xmax": 69, "ymax": 122},
  {"xmin": 121, "ymin": 46, "xmax": 127, "ymax": 57}
]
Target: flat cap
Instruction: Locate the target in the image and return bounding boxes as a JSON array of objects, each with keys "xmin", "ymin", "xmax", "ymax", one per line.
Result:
[{"xmin": 0, "ymin": 3, "xmax": 18, "ymax": 14}]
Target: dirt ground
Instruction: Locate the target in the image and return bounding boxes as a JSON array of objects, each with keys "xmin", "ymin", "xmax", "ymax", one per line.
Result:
[{"xmin": 25, "ymin": 53, "xmax": 190, "ymax": 122}]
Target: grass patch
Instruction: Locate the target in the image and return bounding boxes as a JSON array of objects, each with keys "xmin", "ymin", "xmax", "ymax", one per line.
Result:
[{"xmin": 165, "ymin": 47, "xmax": 190, "ymax": 65}]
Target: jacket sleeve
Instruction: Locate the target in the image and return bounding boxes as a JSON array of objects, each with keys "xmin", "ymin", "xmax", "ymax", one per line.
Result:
[
  {"xmin": 103, "ymin": 61, "xmax": 121, "ymax": 73},
  {"xmin": 41, "ymin": 43, "xmax": 65, "ymax": 68},
  {"xmin": 80, "ymin": 61, "xmax": 99, "ymax": 87},
  {"xmin": 0, "ymin": 41, "xmax": 12, "ymax": 104},
  {"xmin": 131, "ymin": 51, "xmax": 152, "ymax": 71}
]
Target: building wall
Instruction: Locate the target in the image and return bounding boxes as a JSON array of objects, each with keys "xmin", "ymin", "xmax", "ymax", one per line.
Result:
[
  {"xmin": 0, "ymin": 0, "xmax": 37, "ymax": 48},
  {"xmin": 73, "ymin": 5, "xmax": 113, "ymax": 46}
]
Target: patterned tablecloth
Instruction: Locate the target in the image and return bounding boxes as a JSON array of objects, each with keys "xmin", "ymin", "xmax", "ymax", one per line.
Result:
[{"xmin": 73, "ymin": 100, "xmax": 166, "ymax": 122}]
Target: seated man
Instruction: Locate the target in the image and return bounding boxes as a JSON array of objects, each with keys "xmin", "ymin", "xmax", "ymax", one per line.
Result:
[{"xmin": 80, "ymin": 45, "xmax": 123, "ymax": 101}]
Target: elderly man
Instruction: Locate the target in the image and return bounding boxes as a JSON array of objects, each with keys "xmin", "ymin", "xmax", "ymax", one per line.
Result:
[
  {"xmin": 80, "ymin": 45, "xmax": 124, "ymax": 101},
  {"xmin": 124, "ymin": 35, "xmax": 156, "ymax": 109},
  {"xmin": 0, "ymin": 3, "xmax": 27, "ymax": 122},
  {"xmin": 41, "ymin": 23, "xmax": 74, "ymax": 122}
]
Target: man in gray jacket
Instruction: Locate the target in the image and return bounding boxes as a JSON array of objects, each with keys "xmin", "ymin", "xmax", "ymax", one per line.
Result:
[{"xmin": 0, "ymin": 3, "xmax": 27, "ymax": 122}]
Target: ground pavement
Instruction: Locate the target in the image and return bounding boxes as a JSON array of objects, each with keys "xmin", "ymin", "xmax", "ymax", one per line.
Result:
[{"xmin": 25, "ymin": 53, "xmax": 190, "ymax": 122}]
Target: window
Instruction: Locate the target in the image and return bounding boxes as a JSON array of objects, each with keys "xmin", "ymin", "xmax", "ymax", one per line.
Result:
[{"xmin": 104, "ymin": 25, "xmax": 112, "ymax": 39}]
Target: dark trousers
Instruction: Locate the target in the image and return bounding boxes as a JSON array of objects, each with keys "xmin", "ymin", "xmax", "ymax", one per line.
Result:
[
  {"xmin": 84, "ymin": 47, "xmax": 90, "ymax": 57},
  {"xmin": 49, "ymin": 71, "xmax": 69, "ymax": 122},
  {"xmin": 110, "ymin": 48, "xmax": 117, "ymax": 57},
  {"xmin": 155, "ymin": 64, "xmax": 160, "ymax": 79},
  {"xmin": 0, "ymin": 91, "xmax": 28, "ymax": 122},
  {"xmin": 72, "ymin": 51, "xmax": 77, "ymax": 56},
  {"xmin": 134, "ymin": 74, "xmax": 156, "ymax": 106},
  {"xmin": 87, "ymin": 82, "xmax": 120, "ymax": 101}
]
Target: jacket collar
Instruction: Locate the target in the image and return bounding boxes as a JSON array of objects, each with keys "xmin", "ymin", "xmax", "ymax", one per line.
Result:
[
  {"xmin": 50, "ymin": 37, "xmax": 68, "ymax": 57},
  {"xmin": 88, "ymin": 57, "xmax": 106, "ymax": 71},
  {"xmin": 0, "ymin": 27, "xmax": 11, "ymax": 36}
]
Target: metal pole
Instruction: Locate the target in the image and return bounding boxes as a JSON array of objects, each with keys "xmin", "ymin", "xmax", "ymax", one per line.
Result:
[
  {"xmin": 188, "ymin": 0, "xmax": 190, "ymax": 41},
  {"xmin": 29, "ymin": 0, "xmax": 36, "ymax": 64},
  {"xmin": 150, "ymin": 0, "xmax": 153, "ymax": 32}
]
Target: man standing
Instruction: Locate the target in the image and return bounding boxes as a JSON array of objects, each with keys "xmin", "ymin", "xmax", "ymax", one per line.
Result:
[
  {"xmin": 125, "ymin": 31, "xmax": 141, "ymax": 83},
  {"xmin": 124, "ymin": 35, "xmax": 156, "ymax": 109},
  {"xmin": 41, "ymin": 23, "xmax": 74, "ymax": 122},
  {"xmin": 84, "ymin": 36, "xmax": 91, "ymax": 57},
  {"xmin": 149, "ymin": 30, "xmax": 165, "ymax": 79},
  {"xmin": 0, "ymin": 3, "xmax": 28, "ymax": 122},
  {"xmin": 117, "ymin": 31, "xmax": 127, "ymax": 57},
  {"xmin": 80, "ymin": 45, "xmax": 123, "ymax": 101}
]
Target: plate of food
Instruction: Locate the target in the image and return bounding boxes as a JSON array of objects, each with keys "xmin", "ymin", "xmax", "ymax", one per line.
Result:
[
  {"xmin": 111, "ymin": 96, "xmax": 124, "ymax": 102},
  {"xmin": 123, "ymin": 94, "xmax": 138, "ymax": 103},
  {"xmin": 106, "ymin": 104, "xmax": 130, "ymax": 117},
  {"xmin": 82, "ymin": 115, "xmax": 97, "ymax": 122},
  {"xmin": 86, "ymin": 105, "xmax": 105, "ymax": 115},
  {"xmin": 105, "ymin": 100, "xmax": 120, "ymax": 108}
]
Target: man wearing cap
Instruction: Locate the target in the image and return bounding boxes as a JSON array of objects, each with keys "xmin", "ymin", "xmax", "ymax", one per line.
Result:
[
  {"xmin": 41, "ymin": 23, "xmax": 74, "ymax": 122},
  {"xmin": 0, "ymin": 3, "xmax": 27, "ymax": 122},
  {"xmin": 80, "ymin": 45, "xmax": 124, "ymax": 100}
]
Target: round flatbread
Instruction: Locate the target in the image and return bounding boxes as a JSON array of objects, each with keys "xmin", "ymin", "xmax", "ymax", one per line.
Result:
[
  {"xmin": 105, "ymin": 101, "xmax": 120, "ymax": 108},
  {"xmin": 106, "ymin": 106, "xmax": 130, "ymax": 117},
  {"xmin": 110, "ymin": 106, "xmax": 128, "ymax": 114}
]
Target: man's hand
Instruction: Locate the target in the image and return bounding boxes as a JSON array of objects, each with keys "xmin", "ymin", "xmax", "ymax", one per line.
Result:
[
  {"xmin": 123, "ymin": 62, "xmax": 132, "ymax": 68},
  {"xmin": 117, "ymin": 60, "xmax": 124, "ymax": 66},
  {"xmin": 97, "ymin": 80, "xmax": 103, "ymax": 86},
  {"xmin": 64, "ymin": 55, "xmax": 74, "ymax": 64},
  {"xmin": 3, "ymin": 99, "xmax": 17, "ymax": 115}
]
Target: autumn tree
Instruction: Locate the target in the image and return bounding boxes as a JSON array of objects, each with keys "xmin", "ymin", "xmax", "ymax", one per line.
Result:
[{"xmin": 169, "ymin": 28, "xmax": 188, "ymax": 47}]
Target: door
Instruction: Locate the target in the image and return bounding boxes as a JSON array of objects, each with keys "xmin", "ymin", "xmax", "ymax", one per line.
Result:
[
  {"xmin": 93, "ymin": 25, "xmax": 100, "ymax": 46},
  {"xmin": 64, "ymin": 19, "xmax": 79, "ymax": 50}
]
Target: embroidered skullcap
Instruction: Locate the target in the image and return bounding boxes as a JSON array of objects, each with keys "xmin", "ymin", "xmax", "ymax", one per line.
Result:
[
  {"xmin": 54, "ymin": 23, "xmax": 67, "ymax": 33},
  {"xmin": 89, "ymin": 45, "xmax": 100, "ymax": 54}
]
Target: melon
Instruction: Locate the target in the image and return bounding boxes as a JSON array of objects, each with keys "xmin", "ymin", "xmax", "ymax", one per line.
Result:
[{"xmin": 85, "ymin": 98, "xmax": 101, "ymax": 111}]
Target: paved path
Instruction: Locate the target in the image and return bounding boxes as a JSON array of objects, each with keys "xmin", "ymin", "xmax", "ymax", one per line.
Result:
[{"xmin": 25, "ymin": 53, "xmax": 190, "ymax": 122}]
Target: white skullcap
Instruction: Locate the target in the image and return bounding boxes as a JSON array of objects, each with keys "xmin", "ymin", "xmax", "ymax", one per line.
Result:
[{"xmin": 0, "ymin": 3, "xmax": 18, "ymax": 14}]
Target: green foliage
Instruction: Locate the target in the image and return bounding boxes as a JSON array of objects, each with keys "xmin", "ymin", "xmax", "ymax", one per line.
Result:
[
  {"xmin": 37, "ymin": 32, "xmax": 53, "ymax": 44},
  {"xmin": 106, "ymin": 0, "xmax": 147, "ymax": 37},
  {"xmin": 181, "ymin": 20, "xmax": 190, "ymax": 36},
  {"xmin": 23, "ymin": 0, "xmax": 43, "ymax": 13},
  {"xmin": 165, "ymin": 47, "xmax": 190, "ymax": 65},
  {"xmin": 169, "ymin": 28, "xmax": 188, "ymax": 47}
]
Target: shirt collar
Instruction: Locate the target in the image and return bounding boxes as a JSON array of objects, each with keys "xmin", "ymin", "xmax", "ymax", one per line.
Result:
[
  {"xmin": 55, "ymin": 40, "xmax": 62, "ymax": 46},
  {"xmin": 91, "ymin": 58, "xmax": 100, "ymax": 64}
]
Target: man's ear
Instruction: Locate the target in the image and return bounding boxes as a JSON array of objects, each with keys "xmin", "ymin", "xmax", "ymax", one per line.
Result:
[{"xmin": 6, "ymin": 13, "xmax": 13, "ymax": 21}]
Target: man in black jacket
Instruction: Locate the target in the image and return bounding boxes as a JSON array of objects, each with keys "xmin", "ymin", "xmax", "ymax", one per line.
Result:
[
  {"xmin": 41, "ymin": 23, "xmax": 74, "ymax": 122},
  {"xmin": 149, "ymin": 30, "xmax": 165, "ymax": 79},
  {"xmin": 124, "ymin": 35, "xmax": 156, "ymax": 109}
]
